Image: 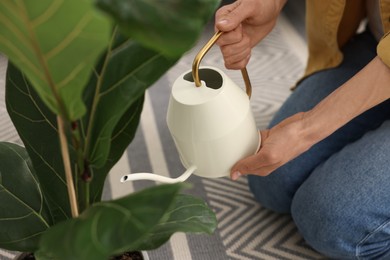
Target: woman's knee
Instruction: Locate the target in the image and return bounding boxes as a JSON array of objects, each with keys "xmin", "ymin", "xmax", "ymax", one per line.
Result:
[
  {"xmin": 291, "ymin": 184, "xmax": 354, "ymax": 258},
  {"xmin": 291, "ymin": 121, "xmax": 390, "ymax": 258},
  {"xmin": 291, "ymin": 182, "xmax": 390, "ymax": 259}
]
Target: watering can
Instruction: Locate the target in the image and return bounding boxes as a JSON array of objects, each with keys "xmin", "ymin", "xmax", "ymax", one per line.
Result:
[{"xmin": 121, "ymin": 31, "xmax": 260, "ymax": 184}]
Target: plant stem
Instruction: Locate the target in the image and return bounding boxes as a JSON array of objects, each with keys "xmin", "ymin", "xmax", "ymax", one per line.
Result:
[
  {"xmin": 84, "ymin": 27, "xmax": 117, "ymax": 157},
  {"xmin": 57, "ymin": 115, "xmax": 79, "ymax": 217}
]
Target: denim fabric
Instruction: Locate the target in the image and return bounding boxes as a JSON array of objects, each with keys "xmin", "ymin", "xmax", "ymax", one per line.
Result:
[{"xmin": 248, "ymin": 30, "xmax": 390, "ymax": 259}]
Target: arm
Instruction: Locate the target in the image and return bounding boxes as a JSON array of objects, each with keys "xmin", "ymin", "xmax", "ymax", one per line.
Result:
[
  {"xmin": 231, "ymin": 56, "xmax": 390, "ymax": 180},
  {"xmin": 303, "ymin": 56, "xmax": 390, "ymax": 142}
]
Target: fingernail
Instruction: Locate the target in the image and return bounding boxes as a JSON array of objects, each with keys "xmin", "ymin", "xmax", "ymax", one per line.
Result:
[
  {"xmin": 217, "ymin": 19, "xmax": 229, "ymax": 25},
  {"xmin": 232, "ymin": 171, "xmax": 241, "ymax": 181}
]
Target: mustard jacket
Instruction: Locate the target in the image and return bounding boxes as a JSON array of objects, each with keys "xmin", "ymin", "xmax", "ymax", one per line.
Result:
[{"xmin": 305, "ymin": 0, "xmax": 390, "ymax": 77}]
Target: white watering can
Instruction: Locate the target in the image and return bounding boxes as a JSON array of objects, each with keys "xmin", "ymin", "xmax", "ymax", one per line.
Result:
[{"xmin": 121, "ymin": 31, "xmax": 260, "ymax": 184}]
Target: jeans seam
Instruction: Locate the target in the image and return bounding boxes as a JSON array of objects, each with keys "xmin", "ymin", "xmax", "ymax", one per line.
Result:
[{"xmin": 356, "ymin": 218, "xmax": 390, "ymax": 259}]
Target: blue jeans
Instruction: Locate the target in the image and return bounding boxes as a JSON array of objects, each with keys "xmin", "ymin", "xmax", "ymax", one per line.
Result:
[{"xmin": 248, "ymin": 30, "xmax": 390, "ymax": 259}]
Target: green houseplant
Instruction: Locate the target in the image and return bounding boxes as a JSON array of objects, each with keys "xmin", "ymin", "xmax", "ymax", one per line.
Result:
[{"xmin": 0, "ymin": 0, "xmax": 220, "ymax": 259}]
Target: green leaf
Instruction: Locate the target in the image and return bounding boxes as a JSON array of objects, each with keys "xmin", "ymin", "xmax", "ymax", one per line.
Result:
[
  {"xmin": 96, "ymin": 0, "xmax": 221, "ymax": 57},
  {"xmin": 81, "ymin": 30, "xmax": 177, "ymax": 169},
  {"xmin": 35, "ymin": 184, "xmax": 216, "ymax": 260},
  {"xmin": 6, "ymin": 63, "xmax": 71, "ymax": 223},
  {"xmin": 136, "ymin": 194, "xmax": 217, "ymax": 250},
  {"xmin": 0, "ymin": 142, "xmax": 52, "ymax": 252},
  {"xmin": 88, "ymin": 94, "xmax": 144, "ymax": 203},
  {"xmin": 0, "ymin": 0, "xmax": 111, "ymax": 120}
]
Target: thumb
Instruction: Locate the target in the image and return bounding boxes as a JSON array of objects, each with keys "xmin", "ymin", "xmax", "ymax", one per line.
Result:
[
  {"xmin": 230, "ymin": 153, "xmax": 259, "ymax": 180},
  {"xmin": 215, "ymin": 1, "xmax": 252, "ymax": 32},
  {"xmin": 231, "ymin": 130, "xmax": 265, "ymax": 180},
  {"xmin": 231, "ymin": 152, "xmax": 279, "ymax": 180}
]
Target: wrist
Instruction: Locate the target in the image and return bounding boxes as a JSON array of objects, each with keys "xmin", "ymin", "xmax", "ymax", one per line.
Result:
[{"xmin": 300, "ymin": 110, "xmax": 326, "ymax": 147}]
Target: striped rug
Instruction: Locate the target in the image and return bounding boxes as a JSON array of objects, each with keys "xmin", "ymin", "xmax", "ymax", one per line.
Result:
[{"xmin": 0, "ymin": 14, "xmax": 326, "ymax": 260}]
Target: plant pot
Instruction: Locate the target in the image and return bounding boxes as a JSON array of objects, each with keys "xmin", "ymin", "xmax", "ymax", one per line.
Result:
[{"xmin": 14, "ymin": 251, "xmax": 150, "ymax": 260}]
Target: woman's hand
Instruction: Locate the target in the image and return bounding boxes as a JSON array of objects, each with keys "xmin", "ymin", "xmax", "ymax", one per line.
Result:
[
  {"xmin": 215, "ymin": 0, "xmax": 287, "ymax": 69},
  {"xmin": 231, "ymin": 112, "xmax": 313, "ymax": 180},
  {"xmin": 230, "ymin": 56, "xmax": 390, "ymax": 180}
]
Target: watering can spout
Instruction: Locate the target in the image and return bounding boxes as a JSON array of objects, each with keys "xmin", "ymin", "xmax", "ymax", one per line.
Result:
[{"xmin": 120, "ymin": 165, "xmax": 197, "ymax": 184}]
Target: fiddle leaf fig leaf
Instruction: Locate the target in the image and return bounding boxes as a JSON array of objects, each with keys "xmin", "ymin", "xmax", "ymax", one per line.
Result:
[
  {"xmin": 35, "ymin": 184, "xmax": 217, "ymax": 260},
  {"xmin": 6, "ymin": 63, "xmax": 72, "ymax": 223},
  {"xmin": 136, "ymin": 193, "xmax": 217, "ymax": 250},
  {"xmin": 88, "ymin": 94, "xmax": 144, "ymax": 203},
  {"xmin": 0, "ymin": 142, "xmax": 53, "ymax": 252},
  {"xmin": 81, "ymin": 30, "xmax": 177, "ymax": 169},
  {"xmin": 0, "ymin": 0, "xmax": 111, "ymax": 120},
  {"xmin": 96, "ymin": 0, "xmax": 220, "ymax": 57}
]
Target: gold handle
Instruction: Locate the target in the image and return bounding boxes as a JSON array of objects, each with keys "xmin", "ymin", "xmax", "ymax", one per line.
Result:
[{"xmin": 192, "ymin": 31, "xmax": 252, "ymax": 98}]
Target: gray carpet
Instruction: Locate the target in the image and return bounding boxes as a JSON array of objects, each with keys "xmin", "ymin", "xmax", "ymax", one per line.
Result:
[{"xmin": 0, "ymin": 11, "xmax": 327, "ymax": 260}]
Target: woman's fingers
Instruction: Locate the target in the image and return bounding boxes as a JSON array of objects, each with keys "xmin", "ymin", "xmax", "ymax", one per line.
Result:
[
  {"xmin": 230, "ymin": 130, "xmax": 273, "ymax": 179},
  {"xmin": 224, "ymin": 52, "xmax": 251, "ymax": 70},
  {"xmin": 219, "ymin": 31, "xmax": 251, "ymax": 69},
  {"xmin": 221, "ymin": 46, "xmax": 251, "ymax": 69},
  {"xmin": 215, "ymin": 0, "xmax": 255, "ymax": 32},
  {"xmin": 216, "ymin": 25, "xmax": 243, "ymax": 46},
  {"xmin": 230, "ymin": 149, "xmax": 281, "ymax": 180}
]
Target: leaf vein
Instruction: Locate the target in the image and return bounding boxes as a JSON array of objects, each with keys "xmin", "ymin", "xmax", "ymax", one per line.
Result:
[
  {"xmin": 0, "ymin": 35, "xmax": 43, "ymax": 80},
  {"xmin": 0, "ymin": 231, "xmax": 45, "ymax": 244},
  {"xmin": 0, "ymin": 212, "xmax": 34, "ymax": 221},
  {"xmin": 45, "ymin": 12, "xmax": 93, "ymax": 60},
  {"xmin": 32, "ymin": 0, "xmax": 64, "ymax": 28},
  {"xmin": 16, "ymin": 133, "xmax": 67, "ymax": 187},
  {"xmin": 0, "ymin": 10, "xmax": 30, "ymax": 44},
  {"xmin": 99, "ymin": 54, "xmax": 162, "ymax": 97}
]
